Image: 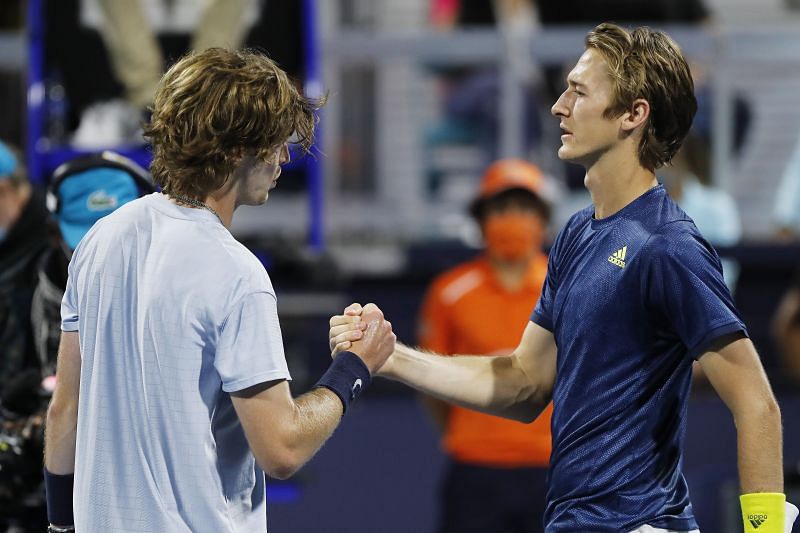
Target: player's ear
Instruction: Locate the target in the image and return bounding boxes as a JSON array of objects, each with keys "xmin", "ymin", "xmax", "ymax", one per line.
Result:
[{"xmin": 620, "ymin": 98, "xmax": 650, "ymax": 132}]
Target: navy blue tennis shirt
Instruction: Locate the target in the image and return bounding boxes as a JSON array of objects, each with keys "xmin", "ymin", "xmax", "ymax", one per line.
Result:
[{"xmin": 531, "ymin": 185, "xmax": 747, "ymax": 532}]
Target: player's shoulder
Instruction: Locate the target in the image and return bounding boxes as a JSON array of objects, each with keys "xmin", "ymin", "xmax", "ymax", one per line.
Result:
[
  {"xmin": 216, "ymin": 237, "xmax": 275, "ymax": 293},
  {"xmin": 648, "ymin": 192, "xmax": 705, "ymax": 245},
  {"xmin": 642, "ymin": 217, "xmax": 715, "ymax": 266},
  {"xmin": 627, "ymin": 187, "xmax": 700, "ymax": 243},
  {"xmin": 616, "ymin": 185, "xmax": 687, "ymax": 232}
]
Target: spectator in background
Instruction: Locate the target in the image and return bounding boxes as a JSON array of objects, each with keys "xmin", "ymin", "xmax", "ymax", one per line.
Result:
[
  {"xmin": 418, "ymin": 159, "xmax": 552, "ymax": 533},
  {"xmin": 0, "ymin": 141, "xmax": 49, "ymax": 533},
  {"xmin": 0, "ymin": 141, "xmax": 49, "ymax": 414},
  {"xmin": 426, "ymin": 0, "xmax": 542, "ymax": 164},
  {"xmin": 71, "ymin": 0, "xmax": 256, "ymax": 148}
]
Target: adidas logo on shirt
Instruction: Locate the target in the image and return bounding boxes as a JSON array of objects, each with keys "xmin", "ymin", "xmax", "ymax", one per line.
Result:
[{"xmin": 608, "ymin": 246, "xmax": 627, "ymax": 268}]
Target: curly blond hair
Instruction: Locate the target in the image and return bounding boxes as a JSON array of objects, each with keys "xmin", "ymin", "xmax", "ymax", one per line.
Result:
[
  {"xmin": 586, "ymin": 23, "xmax": 697, "ymax": 171},
  {"xmin": 144, "ymin": 48, "xmax": 324, "ymax": 198}
]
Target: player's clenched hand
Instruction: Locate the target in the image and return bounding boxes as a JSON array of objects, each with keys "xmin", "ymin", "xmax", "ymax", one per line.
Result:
[
  {"xmin": 349, "ymin": 304, "xmax": 395, "ymax": 374},
  {"xmin": 329, "ymin": 302, "xmax": 366, "ymax": 356}
]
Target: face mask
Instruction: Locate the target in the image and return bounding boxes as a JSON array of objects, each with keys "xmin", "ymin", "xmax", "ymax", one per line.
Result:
[{"xmin": 484, "ymin": 212, "xmax": 543, "ymax": 261}]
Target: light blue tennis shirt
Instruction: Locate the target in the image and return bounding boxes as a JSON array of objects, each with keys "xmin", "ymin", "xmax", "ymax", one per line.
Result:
[{"xmin": 61, "ymin": 193, "xmax": 291, "ymax": 532}]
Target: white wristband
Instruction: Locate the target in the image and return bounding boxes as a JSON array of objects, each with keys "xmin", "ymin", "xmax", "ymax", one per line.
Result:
[{"xmin": 786, "ymin": 501, "xmax": 799, "ymax": 533}]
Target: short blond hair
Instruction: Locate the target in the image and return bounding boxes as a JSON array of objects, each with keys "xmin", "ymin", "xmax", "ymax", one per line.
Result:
[
  {"xmin": 586, "ymin": 23, "xmax": 697, "ymax": 170},
  {"xmin": 144, "ymin": 48, "xmax": 324, "ymax": 198}
]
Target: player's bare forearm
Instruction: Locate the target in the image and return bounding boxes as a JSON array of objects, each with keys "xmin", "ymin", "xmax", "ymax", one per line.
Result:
[
  {"xmin": 240, "ymin": 313, "xmax": 394, "ymax": 479},
  {"xmin": 699, "ymin": 335, "xmax": 784, "ymax": 494},
  {"xmin": 380, "ymin": 343, "xmax": 546, "ymax": 423},
  {"xmin": 734, "ymin": 397, "xmax": 784, "ymax": 494},
  {"xmin": 44, "ymin": 331, "xmax": 81, "ymax": 475},
  {"xmin": 286, "ymin": 387, "xmax": 345, "ymax": 465},
  {"xmin": 234, "ymin": 381, "xmax": 346, "ymax": 480},
  {"xmin": 241, "ymin": 383, "xmax": 342, "ymax": 479},
  {"xmin": 329, "ymin": 310, "xmax": 554, "ymax": 422},
  {"xmin": 44, "ymin": 397, "xmax": 78, "ymax": 475}
]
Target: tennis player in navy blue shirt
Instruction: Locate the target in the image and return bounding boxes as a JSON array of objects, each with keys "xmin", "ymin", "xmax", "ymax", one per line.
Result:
[
  {"xmin": 530, "ymin": 187, "xmax": 743, "ymax": 532},
  {"xmin": 330, "ymin": 23, "xmax": 798, "ymax": 533}
]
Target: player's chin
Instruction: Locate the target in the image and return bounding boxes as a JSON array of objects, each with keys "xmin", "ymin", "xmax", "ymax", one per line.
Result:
[
  {"xmin": 557, "ymin": 146, "xmax": 576, "ymax": 161},
  {"xmin": 243, "ymin": 190, "xmax": 270, "ymax": 206}
]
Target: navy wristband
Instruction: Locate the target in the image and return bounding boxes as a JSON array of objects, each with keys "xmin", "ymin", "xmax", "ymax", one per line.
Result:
[
  {"xmin": 44, "ymin": 468, "xmax": 74, "ymax": 527},
  {"xmin": 315, "ymin": 351, "xmax": 372, "ymax": 413}
]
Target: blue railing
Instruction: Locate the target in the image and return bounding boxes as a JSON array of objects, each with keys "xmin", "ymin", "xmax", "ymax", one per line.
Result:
[{"xmin": 303, "ymin": 0, "xmax": 324, "ymax": 251}]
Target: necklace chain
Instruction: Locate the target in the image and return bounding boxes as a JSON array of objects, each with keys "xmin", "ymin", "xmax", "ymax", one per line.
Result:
[{"xmin": 168, "ymin": 193, "xmax": 224, "ymax": 225}]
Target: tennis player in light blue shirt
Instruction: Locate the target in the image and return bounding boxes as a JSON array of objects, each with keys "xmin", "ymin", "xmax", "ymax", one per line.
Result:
[{"xmin": 44, "ymin": 48, "xmax": 395, "ymax": 533}]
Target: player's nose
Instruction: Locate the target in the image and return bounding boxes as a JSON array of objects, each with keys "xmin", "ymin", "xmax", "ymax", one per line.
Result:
[{"xmin": 551, "ymin": 92, "xmax": 569, "ymax": 118}]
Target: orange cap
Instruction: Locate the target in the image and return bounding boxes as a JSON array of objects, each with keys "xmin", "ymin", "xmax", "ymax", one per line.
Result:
[
  {"xmin": 476, "ymin": 159, "xmax": 544, "ymax": 201},
  {"xmin": 470, "ymin": 159, "xmax": 549, "ymax": 220}
]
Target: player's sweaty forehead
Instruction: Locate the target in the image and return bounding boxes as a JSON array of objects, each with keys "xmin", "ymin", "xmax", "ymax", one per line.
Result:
[{"xmin": 565, "ymin": 49, "xmax": 613, "ymax": 94}]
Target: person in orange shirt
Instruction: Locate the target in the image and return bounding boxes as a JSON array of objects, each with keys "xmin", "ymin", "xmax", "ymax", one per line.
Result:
[{"xmin": 418, "ymin": 159, "xmax": 553, "ymax": 533}]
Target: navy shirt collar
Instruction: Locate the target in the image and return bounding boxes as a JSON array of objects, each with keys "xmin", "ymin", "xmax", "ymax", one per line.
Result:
[{"xmin": 590, "ymin": 184, "xmax": 665, "ymax": 230}]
